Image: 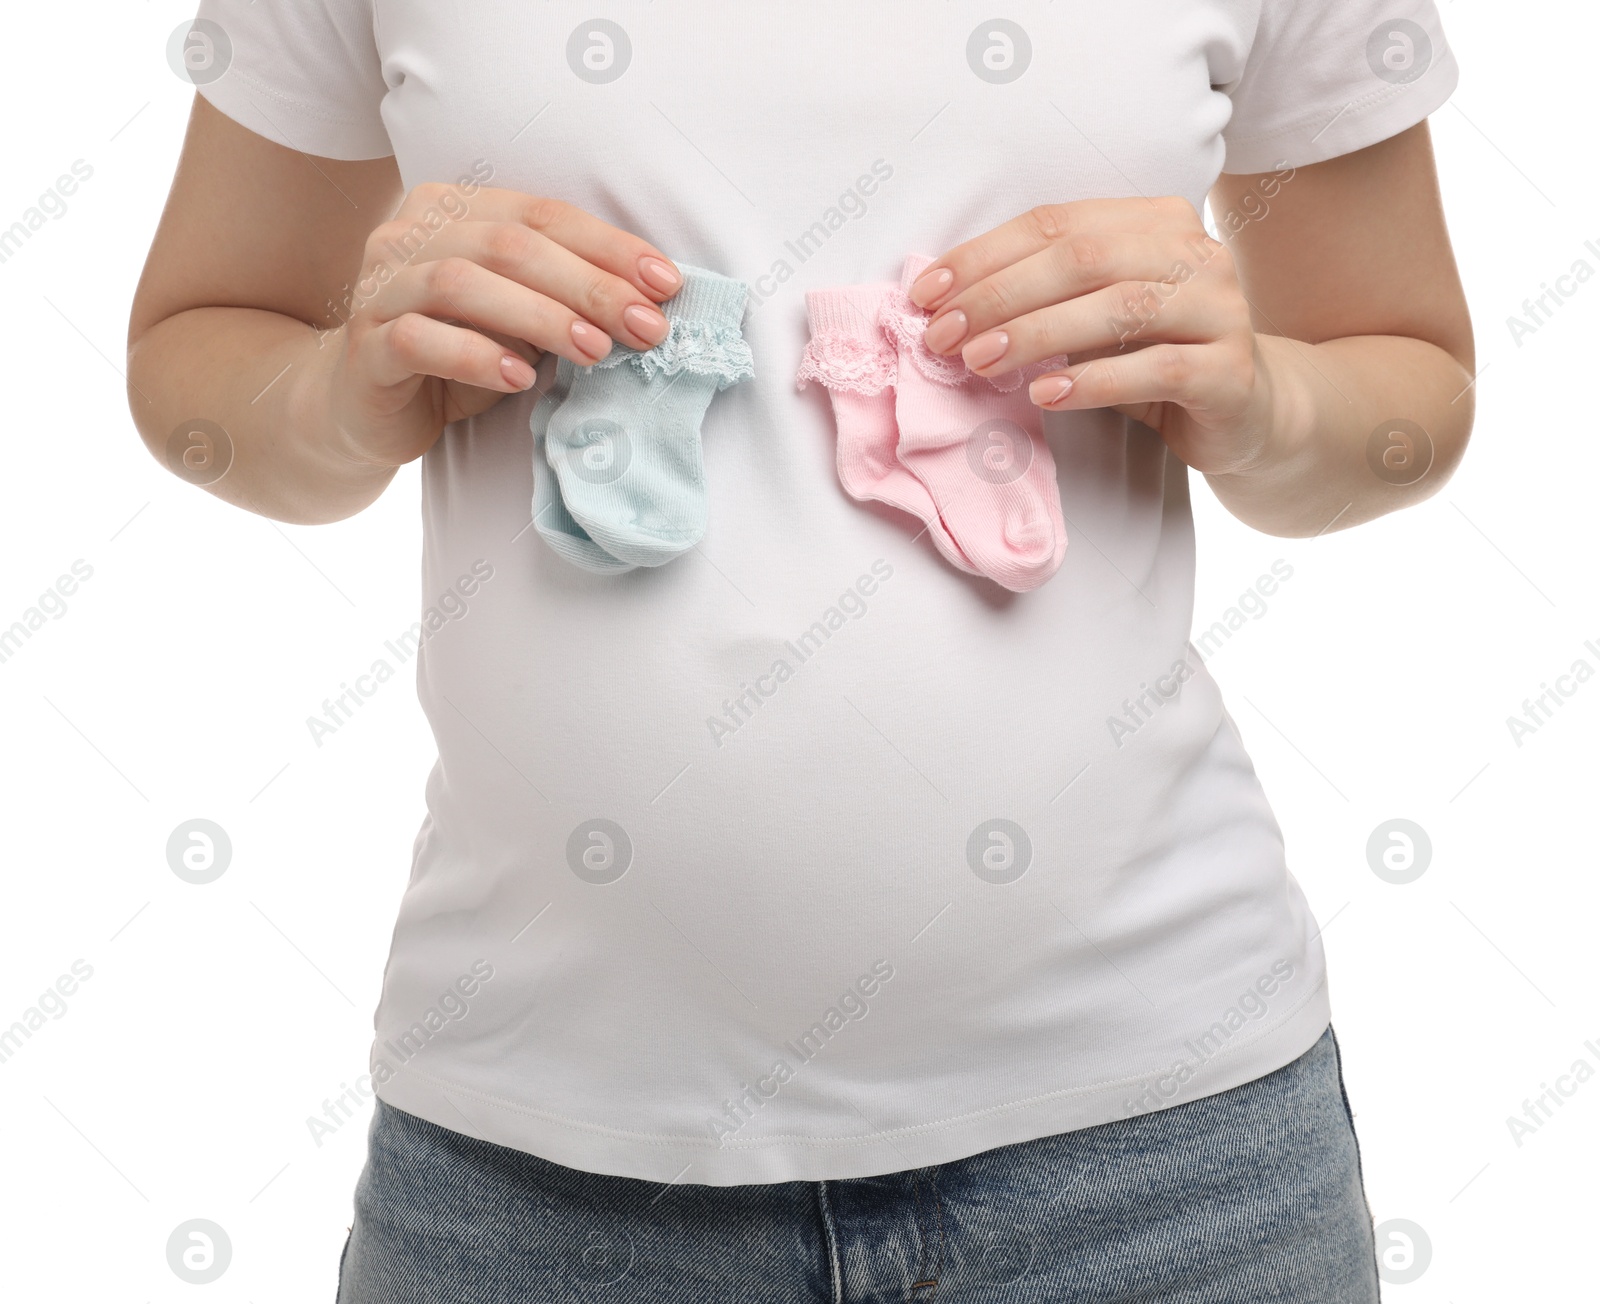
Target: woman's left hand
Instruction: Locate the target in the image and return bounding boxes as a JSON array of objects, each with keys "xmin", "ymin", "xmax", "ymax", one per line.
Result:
[{"xmin": 910, "ymin": 197, "xmax": 1280, "ymax": 477}]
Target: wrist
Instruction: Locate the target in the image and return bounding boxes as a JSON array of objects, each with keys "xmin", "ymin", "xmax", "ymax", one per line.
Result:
[
  {"xmin": 1211, "ymin": 334, "xmax": 1318, "ymax": 485},
  {"xmin": 290, "ymin": 329, "xmax": 399, "ymax": 486}
]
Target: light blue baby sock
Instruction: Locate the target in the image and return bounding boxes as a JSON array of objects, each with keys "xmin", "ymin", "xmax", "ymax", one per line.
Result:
[
  {"xmin": 544, "ymin": 266, "xmax": 754, "ymax": 567},
  {"xmin": 530, "ymin": 358, "xmax": 636, "ymax": 574}
]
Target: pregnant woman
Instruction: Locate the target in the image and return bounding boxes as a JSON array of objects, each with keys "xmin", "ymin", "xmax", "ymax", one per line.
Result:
[{"xmin": 127, "ymin": 3, "xmax": 1471, "ymax": 1300}]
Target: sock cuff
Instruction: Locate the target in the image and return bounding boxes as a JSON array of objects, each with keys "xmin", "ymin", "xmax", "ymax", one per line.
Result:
[
  {"xmin": 804, "ymin": 283, "xmax": 892, "ymax": 340},
  {"xmin": 591, "ymin": 265, "xmax": 754, "ymax": 389},
  {"xmin": 662, "ymin": 265, "xmax": 749, "ymax": 330},
  {"xmin": 883, "ymin": 255, "xmax": 969, "ymax": 389},
  {"xmin": 797, "ymin": 284, "xmax": 897, "ymax": 395}
]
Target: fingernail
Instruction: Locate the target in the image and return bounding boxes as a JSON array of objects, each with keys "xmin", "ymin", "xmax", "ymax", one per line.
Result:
[
  {"xmin": 1031, "ymin": 375, "xmax": 1074, "ymax": 406},
  {"xmin": 910, "ymin": 267, "xmax": 954, "ymax": 307},
  {"xmin": 624, "ymin": 304, "xmax": 670, "ymax": 346},
  {"xmin": 923, "ymin": 310, "xmax": 968, "ymax": 354},
  {"xmin": 570, "ymin": 321, "xmax": 612, "ymax": 362},
  {"xmin": 639, "ymin": 257, "xmax": 682, "ymax": 294},
  {"xmin": 962, "ymin": 331, "xmax": 1009, "ymax": 371},
  {"xmin": 501, "ymin": 355, "xmax": 536, "ymax": 390}
]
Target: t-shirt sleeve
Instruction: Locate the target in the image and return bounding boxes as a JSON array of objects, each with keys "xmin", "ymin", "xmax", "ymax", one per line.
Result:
[
  {"xmin": 1220, "ymin": 0, "xmax": 1458, "ymax": 174},
  {"xmin": 187, "ymin": 0, "xmax": 391, "ymax": 160}
]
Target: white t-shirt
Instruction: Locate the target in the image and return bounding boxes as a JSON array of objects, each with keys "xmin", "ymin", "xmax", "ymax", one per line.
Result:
[{"xmin": 193, "ymin": 0, "xmax": 1456, "ymax": 1184}]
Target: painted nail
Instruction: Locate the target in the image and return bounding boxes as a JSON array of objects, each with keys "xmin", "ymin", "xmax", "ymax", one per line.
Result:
[
  {"xmin": 501, "ymin": 354, "xmax": 536, "ymax": 390},
  {"xmin": 639, "ymin": 256, "xmax": 682, "ymax": 294},
  {"xmin": 1031, "ymin": 375, "xmax": 1074, "ymax": 406},
  {"xmin": 570, "ymin": 320, "xmax": 612, "ymax": 361},
  {"xmin": 624, "ymin": 303, "xmax": 670, "ymax": 345},
  {"xmin": 923, "ymin": 310, "xmax": 968, "ymax": 354},
  {"xmin": 910, "ymin": 267, "xmax": 954, "ymax": 307},
  {"xmin": 962, "ymin": 331, "xmax": 1009, "ymax": 371}
]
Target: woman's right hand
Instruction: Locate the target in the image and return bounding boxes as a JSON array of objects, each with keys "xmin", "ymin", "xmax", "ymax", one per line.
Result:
[{"xmin": 308, "ymin": 183, "xmax": 685, "ymax": 470}]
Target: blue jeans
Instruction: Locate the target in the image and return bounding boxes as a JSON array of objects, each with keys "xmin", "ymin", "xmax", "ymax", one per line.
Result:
[{"xmin": 336, "ymin": 1025, "xmax": 1378, "ymax": 1302}]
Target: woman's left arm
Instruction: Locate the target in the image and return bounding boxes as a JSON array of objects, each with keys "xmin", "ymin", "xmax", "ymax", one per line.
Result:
[{"xmin": 910, "ymin": 121, "xmax": 1474, "ymax": 537}]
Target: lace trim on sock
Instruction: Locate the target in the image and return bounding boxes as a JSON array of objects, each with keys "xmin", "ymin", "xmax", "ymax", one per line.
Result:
[
  {"xmin": 882, "ymin": 287, "xmax": 1071, "ymax": 393},
  {"xmin": 795, "ymin": 331, "xmax": 897, "ymax": 396},
  {"xmin": 880, "ymin": 288, "xmax": 968, "ymax": 386},
  {"xmin": 591, "ymin": 319, "xmax": 755, "ymax": 390}
]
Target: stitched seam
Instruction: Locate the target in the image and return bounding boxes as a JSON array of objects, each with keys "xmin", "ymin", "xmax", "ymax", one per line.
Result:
[
  {"xmin": 815, "ymin": 1180, "xmax": 844, "ymax": 1304},
  {"xmin": 1328, "ymin": 1025, "xmax": 1382, "ymax": 1298},
  {"xmin": 385, "ymin": 975, "xmax": 1327, "ymax": 1151},
  {"xmin": 1228, "ymin": 80, "xmax": 1402, "ymax": 148},
  {"xmin": 910, "ymin": 1170, "xmax": 928, "ymax": 1292},
  {"xmin": 216, "ymin": 66, "xmax": 384, "ymax": 131},
  {"xmin": 1227, "ymin": 61, "xmax": 1453, "ymax": 155}
]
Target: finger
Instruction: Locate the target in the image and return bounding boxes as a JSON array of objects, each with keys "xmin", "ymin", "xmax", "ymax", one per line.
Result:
[
  {"xmin": 908, "ymin": 196, "xmax": 1197, "ymax": 309},
  {"xmin": 370, "ymin": 255, "xmax": 614, "ymax": 367},
  {"xmin": 922, "ymin": 232, "xmax": 1216, "ymax": 354},
  {"xmin": 391, "ymin": 184, "xmax": 684, "ymax": 301},
  {"xmin": 396, "ymin": 219, "xmax": 671, "ymax": 352},
  {"xmin": 512, "ymin": 192, "xmax": 685, "ymax": 300},
  {"xmin": 1027, "ymin": 342, "xmax": 1239, "ymax": 413},
  {"xmin": 367, "ymin": 312, "xmax": 534, "ymax": 393},
  {"xmin": 475, "ymin": 325, "xmax": 541, "ymax": 371},
  {"xmin": 959, "ymin": 276, "xmax": 1231, "ymax": 378}
]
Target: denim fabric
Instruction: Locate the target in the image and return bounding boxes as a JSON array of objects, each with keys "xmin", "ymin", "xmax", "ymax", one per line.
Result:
[{"xmin": 336, "ymin": 1025, "xmax": 1378, "ymax": 1302}]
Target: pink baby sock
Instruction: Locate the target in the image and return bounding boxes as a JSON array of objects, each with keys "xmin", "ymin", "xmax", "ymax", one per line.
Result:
[
  {"xmin": 798, "ymin": 284, "xmax": 979, "ymax": 576},
  {"xmin": 882, "ymin": 254, "xmax": 1069, "ymax": 593}
]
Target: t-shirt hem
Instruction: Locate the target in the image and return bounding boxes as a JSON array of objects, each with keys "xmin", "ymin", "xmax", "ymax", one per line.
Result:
[
  {"xmin": 196, "ymin": 68, "xmax": 393, "ymax": 161},
  {"xmin": 371, "ymin": 978, "xmax": 1332, "ymax": 1186},
  {"xmin": 1222, "ymin": 44, "xmax": 1459, "ymax": 174}
]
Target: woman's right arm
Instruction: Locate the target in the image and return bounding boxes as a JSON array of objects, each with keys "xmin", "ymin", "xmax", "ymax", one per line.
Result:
[{"xmin": 127, "ymin": 96, "xmax": 685, "ymax": 525}]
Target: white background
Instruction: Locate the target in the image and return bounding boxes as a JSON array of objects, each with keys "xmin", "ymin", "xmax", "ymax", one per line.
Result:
[{"xmin": 0, "ymin": 2, "xmax": 1594, "ymax": 1299}]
